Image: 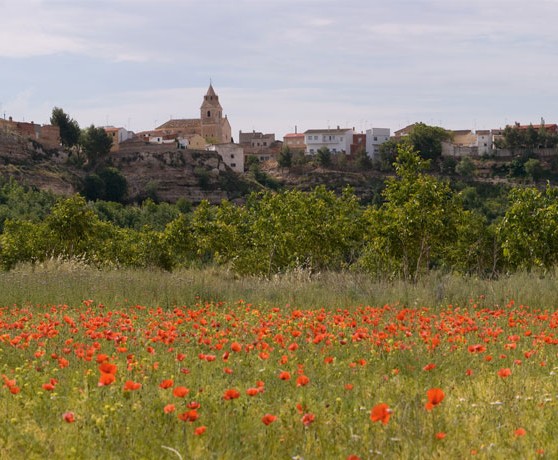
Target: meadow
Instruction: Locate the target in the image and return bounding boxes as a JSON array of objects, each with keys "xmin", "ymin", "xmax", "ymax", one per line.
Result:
[{"xmin": 2, "ymin": 264, "xmax": 558, "ymax": 459}]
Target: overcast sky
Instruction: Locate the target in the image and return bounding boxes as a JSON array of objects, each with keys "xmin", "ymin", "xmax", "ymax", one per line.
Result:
[{"xmin": 1, "ymin": 0, "xmax": 558, "ymax": 138}]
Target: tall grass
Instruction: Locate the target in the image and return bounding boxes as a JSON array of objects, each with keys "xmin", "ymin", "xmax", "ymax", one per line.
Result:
[{"xmin": 1, "ymin": 260, "xmax": 558, "ymax": 308}]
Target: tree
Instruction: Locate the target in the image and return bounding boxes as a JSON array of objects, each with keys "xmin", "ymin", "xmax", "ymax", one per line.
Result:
[
  {"xmin": 407, "ymin": 122, "xmax": 451, "ymax": 161},
  {"xmin": 50, "ymin": 107, "xmax": 80, "ymax": 148},
  {"xmin": 277, "ymin": 145, "xmax": 292, "ymax": 169},
  {"xmin": 80, "ymin": 125, "xmax": 113, "ymax": 165},
  {"xmin": 524, "ymin": 158, "xmax": 543, "ymax": 182},
  {"xmin": 315, "ymin": 147, "xmax": 332, "ymax": 167},
  {"xmin": 499, "ymin": 185, "xmax": 558, "ymax": 270},
  {"xmin": 455, "ymin": 157, "xmax": 475, "ymax": 178},
  {"xmin": 358, "ymin": 144, "xmax": 464, "ymax": 281},
  {"xmin": 98, "ymin": 167, "xmax": 127, "ymax": 202}
]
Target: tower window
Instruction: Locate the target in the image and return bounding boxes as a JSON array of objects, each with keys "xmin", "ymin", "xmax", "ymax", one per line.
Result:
[{"xmin": 207, "ymin": 111, "xmax": 211, "ymax": 117}]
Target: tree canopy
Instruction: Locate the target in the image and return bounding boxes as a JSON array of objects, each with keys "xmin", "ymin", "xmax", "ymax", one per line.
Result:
[{"xmin": 50, "ymin": 107, "xmax": 81, "ymax": 148}]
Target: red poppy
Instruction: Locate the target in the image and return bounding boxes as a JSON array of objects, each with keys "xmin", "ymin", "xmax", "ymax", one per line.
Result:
[
  {"xmin": 498, "ymin": 368, "xmax": 512, "ymax": 378},
  {"xmin": 370, "ymin": 403, "xmax": 392, "ymax": 425},
  {"xmin": 231, "ymin": 342, "xmax": 242, "ymax": 352},
  {"xmin": 98, "ymin": 373, "xmax": 116, "ymax": 386},
  {"xmin": 96, "ymin": 354, "xmax": 109, "ymax": 363},
  {"xmin": 223, "ymin": 388, "xmax": 240, "ymax": 400},
  {"xmin": 42, "ymin": 382, "xmax": 56, "ymax": 391},
  {"xmin": 194, "ymin": 426, "xmax": 206, "ymax": 436},
  {"xmin": 346, "ymin": 456, "xmax": 361, "ymax": 460},
  {"xmin": 436, "ymin": 432, "xmax": 446, "ymax": 439},
  {"xmin": 425, "ymin": 388, "xmax": 445, "ymax": 411},
  {"xmin": 62, "ymin": 412, "xmax": 75, "ymax": 423},
  {"xmin": 345, "ymin": 383, "xmax": 354, "ymax": 391},
  {"xmin": 223, "ymin": 367, "xmax": 233, "ymax": 374},
  {"xmin": 262, "ymin": 414, "xmax": 277, "ymax": 425},
  {"xmin": 173, "ymin": 386, "xmax": 190, "ymax": 398},
  {"xmin": 514, "ymin": 428, "xmax": 527, "ymax": 437},
  {"xmin": 296, "ymin": 375, "xmax": 310, "ymax": 387},
  {"xmin": 159, "ymin": 379, "xmax": 174, "ymax": 389},
  {"xmin": 187, "ymin": 401, "xmax": 201, "ymax": 409},
  {"xmin": 301, "ymin": 413, "xmax": 315, "ymax": 426},
  {"xmin": 279, "ymin": 371, "xmax": 291, "ymax": 381},
  {"xmin": 246, "ymin": 387, "xmax": 259, "ymax": 396},
  {"xmin": 164, "ymin": 404, "xmax": 176, "ymax": 414},
  {"xmin": 123, "ymin": 380, "xmax": 142, "ymax": 391},
  {"xmin": 99, "ymin": 362, "xmax": 117, "ymax": 375},
  {"xmin": 423, "ymin": 363, "xmax": 436, "ymax": 371}
]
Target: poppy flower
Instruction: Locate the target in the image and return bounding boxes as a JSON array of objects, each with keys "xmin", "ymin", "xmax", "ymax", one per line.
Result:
[
  {"xmin": 173, "ymin": 386, "xmax": 190, "ymax": 398},
  {"xmin": 159, "ymin": 379, "xmax": 174, "ymax": 389},
  {"xmin": 498, "ymin": 368, "xmax": 512, "ymax": 378},
  {"xmin": 301, "ymin": 413, "xmax": 315, "ymax": 427},
  {"xmin": 164, "ymin": 404, "xmax": 176, "ymax": 414},
  {"xmin": 9, "ymin": 386, "xmax": 20, "ymax": 394},
  {"xmin": 223, "ymin": 367, "xmax": 233, "ymax": 375},
  {"xmin": 514, "ymin": 428, "xmax": 527, "ymax": 437},
  {"xmin": 346, "ymin": 456, "xmax": 361, "ymax": 460},
  {"xmin": 62, "ymin": 412, "xmax": 75, "ymax": 423},
  {"xmin": 178, "ymin": 410, "xmax": 199, "ymax": 422},
  {"xmin": 194, "ymin": 426, "xmax": 207, "ymax": 436},
  {"xmin": 123, "ymin": 380, "xmax": 142, "ymax": 391},
  {"xmin": 279, "ymin": 371, "xmax": 291, "ymax": 381},
  {"xmin": 42, "ymin": 382, "xmax": 56, "ymax": 391},
  {"xmin": 96, "ymin": 354, "xmax": 109, "ymax": 363},
  {"xmin": 246, "ymin": 387, "xmax": 260, "ymax": 396},
  {"xmin": 296, "ymin": 375, "xmax": 310, "ymax": 387},
  {"xmin": 262, "ymin": 414, "xmax": 277, "ymax": 425},
  {"xmin": 231, "ymin": 342, "xmax": 242, "ymax": 352},
  {"xmin": 425, "ymin": 388, "xmax": 445, "ymax": 411},
  {"xmin": 423, "ymin": 363, "xmax": 436, "ymax": 371},
  {"xmin": 99, "ymin": 362, "xmax": 117, "ymax": 375},
  {"xmin": 187, "ymin": 401, "xmax": 201, "ymax": 409},
  {"xmin": 370, "ymin": 403, "xmax": 392, "ymax": 425},
  {"xmin": 98, "ymin": 373, "xmax": 116, "ymax": 386},
  {"xmin": 223, "ymin": 388, "xmax": 240, "ymax": 400},
  {"xmin": 345, "ymin": 383, "xmax": 354, "ymax": 391},
  {"xmin": 436, "ymin": 432, "xmax": 446, "ymax": 439}
]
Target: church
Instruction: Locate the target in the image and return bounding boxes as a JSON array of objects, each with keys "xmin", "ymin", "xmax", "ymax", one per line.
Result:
[{"xmin": 156, "ymin": 84, "xmax": 232, "ymax": 144}]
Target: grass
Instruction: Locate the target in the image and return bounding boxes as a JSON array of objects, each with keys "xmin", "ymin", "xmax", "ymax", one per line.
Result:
[{"xmin": 1, "ymin": 264, "xmax": 558, "ymax": 459}]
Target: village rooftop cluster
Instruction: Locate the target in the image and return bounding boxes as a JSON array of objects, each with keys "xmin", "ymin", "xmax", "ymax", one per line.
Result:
[{"xmin": 1, "ymin": 84, "xmax": 556, "ymax": 174}]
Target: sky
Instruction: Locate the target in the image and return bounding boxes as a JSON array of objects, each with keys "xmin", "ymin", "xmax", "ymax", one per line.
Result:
[{"xmin": 1, "ymin": 0, "xmax": 558, "ymax": 139}]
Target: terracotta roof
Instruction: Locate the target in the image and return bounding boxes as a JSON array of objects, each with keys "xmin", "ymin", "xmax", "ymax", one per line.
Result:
[
  {"xmin": 283, "ymin": 133, "xmax": 305, "ymax": 138},
  {"xmin": 157, "ymin": 119, "xmax": 201, "ymax": 130}
]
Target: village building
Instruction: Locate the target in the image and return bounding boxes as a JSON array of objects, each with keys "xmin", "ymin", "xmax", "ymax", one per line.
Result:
[
  {"xmin": 156, "ymin": 84, "xmax": 232, "ymax": 145},
  {"xmin": 207, "ymin": 143, "xmax": 244, "ymax": 173},
  {"xmin": 304, "ymin": 127, "xmax": 354, "ymax": 155},
  {"xmin": 0, "ymin": 116, "xmax": 60, "ymax": 149},
  {"xmin": 365, "ymin": 127, "xmax": 390, "ymax": 158},
  {"xmin": 239, "ymin": 130, "xmax": 281, "ymax": 162},
  {"xmin": 283, "ymin": 132, "xmax": 306, "ymax": 153},
  {"xmin": 103, "ymin": 126, "xmax": 134, "ymax": 152}
]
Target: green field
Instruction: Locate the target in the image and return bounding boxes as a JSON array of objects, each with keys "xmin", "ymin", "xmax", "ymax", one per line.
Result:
[{"xmin": 1, "ymin": 265, "xmax": 557, "ymax": 459}]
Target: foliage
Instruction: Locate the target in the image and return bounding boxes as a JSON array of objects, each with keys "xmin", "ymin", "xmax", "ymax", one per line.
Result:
[
  {"xmin": 315, "ymin": 146, "xmax": 332, "ymax": 167},
  {"xmin": 277, "ymin": 145, "xmax": 292, "ymax": 169},
  {"xmin": 406, "ymin": 122, "xmax": 451, "ymax": 161},
  {"xmin": 524, "ymin": 158, "xmax": 542, "ymax": 182},
  {"xmin": 455, "ymin": 157, "xmax": 475, "ymax": 177},
  {"xmin": 358, "ymin": 145, "xmax": 471, "ymax": 280},
  {"xmin": 50, "ymin": 107, "xmax": 80, "ymax": 148},
  {"xmin": 80, "ymin": 125, "xmax": 113, "ymax": 166},
  {"xmin": 499, "ymin": 185, "xmax": 558, "ymax": 270},
  {"xmin": 495, "ymin": 124, "xmax": 558, "ymax": 152}
]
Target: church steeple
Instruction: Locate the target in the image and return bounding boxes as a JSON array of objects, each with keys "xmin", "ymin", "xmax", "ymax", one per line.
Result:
[{"xmin": 201, "ymin": 83, "xmax": 222, "ymax": 120}]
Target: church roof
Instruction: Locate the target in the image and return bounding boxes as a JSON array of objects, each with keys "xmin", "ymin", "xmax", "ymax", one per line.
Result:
[
  {"xmin": 156, "ymin": 119, "xmax": 201, "ymax": 130},
  {"xmin": 206, "ymin": 84, "xmax": 217, "ymax": 97}
]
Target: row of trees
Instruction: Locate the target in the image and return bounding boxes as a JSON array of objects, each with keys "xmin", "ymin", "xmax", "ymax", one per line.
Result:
[
  {"xmin": 50, "ymin": 107, "xmax": 113, "ymax": 166},
  {"xmin": 1, "ymin": 144, "xmax": 556, "ymax": 278}
]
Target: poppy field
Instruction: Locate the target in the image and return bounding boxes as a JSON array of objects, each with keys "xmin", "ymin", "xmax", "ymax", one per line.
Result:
[{"xmin": 1, "ymin": 289, "xmax": 558, "ymax": 460}]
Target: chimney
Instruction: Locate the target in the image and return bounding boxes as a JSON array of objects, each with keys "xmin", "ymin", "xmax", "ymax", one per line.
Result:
[{"xmin": 295, "ymin": 125, "xmax": 297, "ymax": 134}]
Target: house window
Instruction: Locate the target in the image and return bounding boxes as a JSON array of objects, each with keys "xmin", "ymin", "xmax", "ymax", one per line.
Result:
[
  {"xmin": 231, "ymin": 163, "xmax": 236, "ymax": 167},
  {"xmin": 374, "ymin": 136, "xmax": 378, "ymax": 141},
  {"xmin": 231, "ymin": 154, "xmax": 235, "ymax": 158},
  {"xmin": 339, "ymin": 137, "xmax": 343, "ymax": 142}
]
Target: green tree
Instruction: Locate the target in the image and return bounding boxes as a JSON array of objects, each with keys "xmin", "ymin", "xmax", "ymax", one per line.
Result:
[
  {"xmin": 50, "ymin": 107, "xmax": 80, "ymax": 148},
  {"xmin": 455, "ymin": 157, "xmax": 475, "ymax": 178},
  {"xmin": 315, "ymin": 147, "xmax": 332, "ymax": 167},
  {"xmin": 524, "ymin": 158, "xmax": 543, "ymax": 182},
  {"xmin": 407, "ymin": 122, "xmax": 451, "ymax": 161},
  {"xmin": 358, "ymin": 144, "xmax": 464, "ymax": 281},
  {"xmin": 82, "ymin": 173, "xmax": 105, "ymax": 201},
  {"xmin": 80, "ymin": 125, "xmax": 113, "ymax": 165},
  {"xmin": 98, "ymin": 167, "xmax": 128, "ymax": 202},
  {"xmin": 499, "ymin": 185, "xmax": 558, "ymax": 270},
  {"xmin": 277, "ymin": 145, "xmax": 293, "ymax": 169}
]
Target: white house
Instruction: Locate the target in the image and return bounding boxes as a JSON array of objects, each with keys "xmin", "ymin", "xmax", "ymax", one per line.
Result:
[
  {"xmin": 365, "ymin": 127, "xmax": 390, "ymax": 159},
  {"xmin": 304, "ymin": 128, "xmax": 354, "ymax": 155},
  {"xmin": 207, "ymin": 143, "xmax": 244, "ymax": 173}
]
